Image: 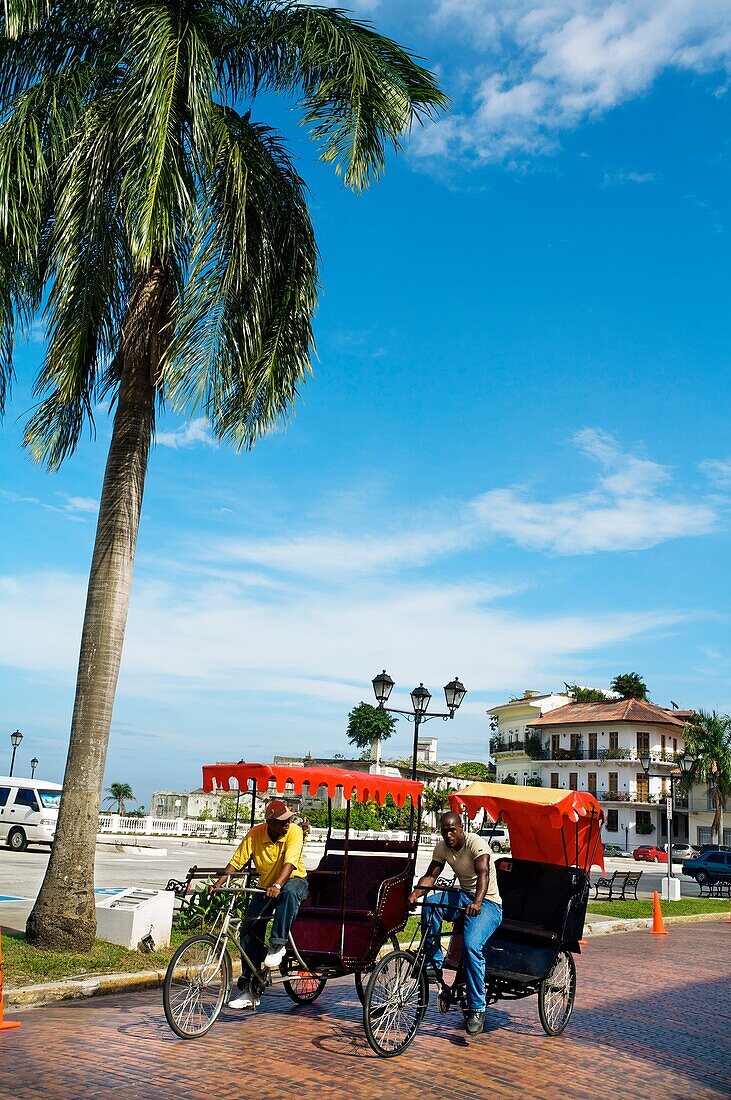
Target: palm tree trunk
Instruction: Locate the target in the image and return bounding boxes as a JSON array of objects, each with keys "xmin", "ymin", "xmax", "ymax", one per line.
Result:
[{"xmin": 26, "ymin": 261, "xmax": 173, "ymax": 950}]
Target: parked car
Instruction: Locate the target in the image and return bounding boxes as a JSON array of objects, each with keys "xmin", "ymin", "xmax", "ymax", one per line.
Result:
[
  {"xmin": 478, "ymin": 823, "xmax": 510, "ymax": 852},
  {"xmin": 698, "ymin": 843, "xmax": 731, "ymax": 855},
  {"xmin": 632, "ymin": 844, "xmax": 668, "ymax": 863},
  {"xmin": 664, "ymin": 843, "xmax": 697, "ymax": 861},
  {"xmin": 682, "ymin": 849, "xmax": 731, "ymax": 885},
  {"xmin": 603, "ymin": 843, "xmax": 631, "ymax": 858},
  {"xmin": 0, "ymin": 775, "xmax": 61, "ymax": 851}
]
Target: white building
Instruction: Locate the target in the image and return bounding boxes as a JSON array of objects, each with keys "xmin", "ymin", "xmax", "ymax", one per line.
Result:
[
  {"xmin": 152, "ymin": 787, "xmax": 253, "ymax": 821},
  {"xmin": 487, "ymin": 690, "xmax": 570, "ymax": 788},
  {"xmin": 489, "ymin": 693, "xmax": 724, "ymax": 850}
]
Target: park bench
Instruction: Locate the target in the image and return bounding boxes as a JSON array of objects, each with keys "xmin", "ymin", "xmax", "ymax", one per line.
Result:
[
  {"xmin": 697, "ymin": 877, "xmax": 731, "ymax": 899},
  {"xmin": 592, "ymin": 869, "xmax": 642, "ymax": 902}
]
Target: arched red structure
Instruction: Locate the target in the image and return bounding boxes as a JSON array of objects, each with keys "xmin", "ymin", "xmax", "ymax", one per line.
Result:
[{"xmin": 201, "ymin": 761, "xmax": 422, "ymax": 807}]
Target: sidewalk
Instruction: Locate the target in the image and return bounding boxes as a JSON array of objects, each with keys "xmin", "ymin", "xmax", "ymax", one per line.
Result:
[
  {"xmin": 5, "ymin": 910, "xmax": 727, "ymax": 1010},
  {"xmin": 1, "ymin": 923, "xmax": 729, "ymax": 1100}
]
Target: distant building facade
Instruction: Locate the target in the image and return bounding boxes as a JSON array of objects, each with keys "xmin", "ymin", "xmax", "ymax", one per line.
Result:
[{"xmin": 488, "ymin": 690, "xmax": 724, "ymax": 849}]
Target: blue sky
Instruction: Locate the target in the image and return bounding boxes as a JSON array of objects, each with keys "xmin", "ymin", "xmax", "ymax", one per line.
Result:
[{"xmin": 2, "ymin": 1, "xmax": 731, "ymax": 807}]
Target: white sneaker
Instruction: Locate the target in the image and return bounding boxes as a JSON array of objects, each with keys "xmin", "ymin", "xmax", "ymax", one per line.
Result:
[
  {"xmin": 229, "ymin": 990, "xmax": 259, "ymax": 1009},
  {"xmin": 263, "ymin": 944, "xmax": 286, "ymax": 969}
]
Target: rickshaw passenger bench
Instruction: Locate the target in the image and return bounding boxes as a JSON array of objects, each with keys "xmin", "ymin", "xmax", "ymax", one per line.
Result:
[{"xmin": 493, "ymin": 858, "xmax": 590, "ymax": 947}]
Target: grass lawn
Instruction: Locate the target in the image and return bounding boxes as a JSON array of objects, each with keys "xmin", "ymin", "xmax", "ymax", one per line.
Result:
[
  {"xmin": 587, "ymin": 898, "xmax": 729, "ymax": 919},
  {"xmin": 2, "ymin": 928, "xmax": 189, "ymax": 988}
]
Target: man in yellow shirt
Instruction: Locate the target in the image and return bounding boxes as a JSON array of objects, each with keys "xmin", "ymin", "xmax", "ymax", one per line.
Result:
[{"xmin": 213, "ymin": 799, "xmax": 308, "ymax": 1009}]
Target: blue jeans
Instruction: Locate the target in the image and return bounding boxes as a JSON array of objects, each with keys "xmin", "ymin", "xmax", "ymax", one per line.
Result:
[
  {"xmin": 422, "ymin": 888, "xmax": 502, "ymax": 1012},
  {"xmin": 240, "ymin": 877, "xmax": 309, "ymax": 971}
]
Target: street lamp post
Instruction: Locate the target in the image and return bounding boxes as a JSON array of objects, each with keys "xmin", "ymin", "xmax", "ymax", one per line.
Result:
[
  {"xmin": 639, "ymin": 750, "xmax": 693, "ymax": 900},
  {"xmin": 623, "ymin": 821, "xmax": 629, "ymax": 853},
  {"xmin": 372, "ymin": 671, "xmax": 467, "ymax": 780},
  {"xmin": 30, "ymin": 757, "xmax": 39, "ymax": 779},
  {"xmin": 9, "ymin": 730, "xmax": 23, "ymax": 777}
]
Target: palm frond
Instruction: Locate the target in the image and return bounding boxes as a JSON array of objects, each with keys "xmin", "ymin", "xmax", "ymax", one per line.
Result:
[
  {"xmin": 221, "ymin": 2, "xmax": 448, "ymax": 189},
  {"xmin": 118, "ymin": 1, "xmax": 216, "ymax": 266},
  {"xmin": 165, "ymin": 104, "xmax": 317, "ymax": 447},
  {"xmin": 25, "ymin": 101, "xmax": 129, "ymax": 469}
]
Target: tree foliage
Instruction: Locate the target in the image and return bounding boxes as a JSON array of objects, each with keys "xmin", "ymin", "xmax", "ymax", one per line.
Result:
[
  {"xmin": 346, "ymin": 702, "xmax": 398, "ymax": 750},
  {"xmin": 611, "ymin": 673, "xmax": 649, "ymax": 700},
  {"xmin": 103, "ymin": 782, "xmax": 135, "ymax": 815},
  {"xmin": 2, "ymin": 0, "xmax": 445, "ymax": 950},
  {"xmin": 422, "ymin": 784, "xmax": 456, "ymax": 818},
  {"xmin": 450, "ymin": 761, "xmax": 491, "ymax": 780},
  {"xmin": 565, "ymin": 683, "xmax": 607, "ymax": 703},
  {"xmin": 683, "ymin": 709, "xmax": 731, "ymax": 841}
]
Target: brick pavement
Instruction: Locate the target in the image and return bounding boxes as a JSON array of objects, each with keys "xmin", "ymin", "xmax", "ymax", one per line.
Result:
[{"xmin": 1, "ymin": 923, "xmax": 729, "ymax": 1100}]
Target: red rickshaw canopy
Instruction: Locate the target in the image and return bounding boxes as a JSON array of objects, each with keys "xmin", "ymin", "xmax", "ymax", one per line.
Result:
[
  {"xmin": 449, "ymin": 782, "xmax": 605, "ymax": 871},
  {"xmin": 202, "ymin": 762, "xmax": 423, "ymax": 808}
]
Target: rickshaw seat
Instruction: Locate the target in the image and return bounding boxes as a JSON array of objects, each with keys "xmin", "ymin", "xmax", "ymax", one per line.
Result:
[
  {"xmin": 494, "ymin": 857, "xmax": 589, "ymax": 944},
  {"xmin": 497, "ymin": 918, "xmax": 558, "ymax": 942}
]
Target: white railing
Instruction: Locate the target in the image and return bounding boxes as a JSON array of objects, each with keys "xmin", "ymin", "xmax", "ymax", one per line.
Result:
[{"xmin": 98, "ymin": 814, "xmax": 231, "ymax": 838}]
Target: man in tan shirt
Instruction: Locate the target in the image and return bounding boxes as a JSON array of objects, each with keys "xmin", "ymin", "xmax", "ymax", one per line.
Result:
[{"xmin": 409, "ymin": 811, "xmax": 502, "ymax": 1035}]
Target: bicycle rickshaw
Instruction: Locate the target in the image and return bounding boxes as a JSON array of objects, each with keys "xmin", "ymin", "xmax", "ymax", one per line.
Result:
[
  {"xmin": 362, "ymin": 783, "xmax": 604, "ymax": 1056},
  {"xmin": 163, "ymin": 762, "xmax": 423, "ymax": 1038}
]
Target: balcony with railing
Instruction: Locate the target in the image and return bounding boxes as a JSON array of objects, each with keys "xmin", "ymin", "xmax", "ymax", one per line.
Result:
[
  {"xmin": 492, "ymin": 739, "xmax": 528, "ymax": 755},
  {"xmin": 532, "ymin": 747, "xmax": 686, "ymax": 764}
]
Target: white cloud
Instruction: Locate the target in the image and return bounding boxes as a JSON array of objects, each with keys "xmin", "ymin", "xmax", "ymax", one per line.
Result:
[
  {"xmin": 472, "ymin": 429, "xmax": 716, "ymax": 554},
  {"xmin": 211, "ymin": 430, "xmax": 717, "ymax": 573},
  {"xmin": 213, "ymin": 527, "xmax": 473, "ymax": 578},
  {"xmin": 700, "ymin": 457, "xmax": 731, "ymax": 489},
  {"xmin": 61, "ymin": 496, "xmax": 98, "ymax": 514},
  {"xmin": 0, "ymin": 488, "xmax": 96, "ymax": 520},
  {"xmin": 0, "ymin": 569, "xmax": 687, "ymax": 705},
  {"xmin": 156, "ymin": 417, "xmax": 216, "ymax": 449},
  {"xmin": 603, "ymin": 169, "xmax": 657, "ymax": 185},
  {"xmin": 414, "ymin": 1, "xmax": 731, "ymax": 164}
]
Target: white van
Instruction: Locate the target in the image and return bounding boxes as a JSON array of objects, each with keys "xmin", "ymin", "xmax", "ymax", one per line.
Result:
[{"xmin": 0, "ymin": 776, "xmax": 62, "ymax": 851}]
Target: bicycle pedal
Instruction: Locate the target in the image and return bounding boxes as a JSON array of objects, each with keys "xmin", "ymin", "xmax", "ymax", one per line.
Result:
[{"xmin": 438, "ymin": 994, "xmax": 451, "ymax": 1014}]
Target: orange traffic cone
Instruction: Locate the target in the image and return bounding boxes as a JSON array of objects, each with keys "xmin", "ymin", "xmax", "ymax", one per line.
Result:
[
  {"xmin": 0, "ymin": 927, "xmax": 21, "ymax": 1031},
  {"xmin": 649, "ymin": 891, "xmax": 668, "ymax": 936}
]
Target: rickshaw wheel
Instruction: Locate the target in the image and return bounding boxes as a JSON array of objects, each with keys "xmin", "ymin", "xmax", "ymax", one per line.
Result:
[
  {"xmin": 363, "ymin": 949, "xmax": 428, "ymax": 1058},
  {"xmin": 354, "ymin": 934, "xmax": 400, "ymax": 1004},
  {"xmin": 282, "ymin": 971, "xmax": 327, "ymax": 1004},
  {"xmin": 538, "ymin": 949, "xmax": 576, "ymax": 1036},
  {"xmin": 163, "ymin": 934, "xmax": 232, "ymax": 1039}
]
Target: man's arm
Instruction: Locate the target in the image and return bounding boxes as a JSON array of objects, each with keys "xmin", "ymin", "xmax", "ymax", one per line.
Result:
[
  {"xmin": 408, "ymin": 859, "xmax": 445, "ymax": 907},
  {"xmin": 211, "ymin": 833, "xmax": 252, "ymax": 890},
  {"xmin": 465, "ymin": 853, "xmax": 490, "ymax": 916},
  {"xmin": 211, "ymin": 862, "xmax": 238, "ymax": 891},
  {"xmin": 265, "ymin": 862, "xmax": 297, "ymax": 898}
]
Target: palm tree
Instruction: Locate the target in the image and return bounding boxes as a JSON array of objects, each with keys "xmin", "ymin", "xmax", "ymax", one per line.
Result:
[
  {"xmin": 103, "ymin": 782, "xmax": 136, "ymax": 816},
  {"xmin": 683, "ymin": 710, "xmax": 731, "ymax": 845},
  {"xmin": 422, "ymin": 783, "xmax": 456, "ymax": 827},
  {"xmin": 1, "ymin": 0, "xmax": 445, "ymax": 949},
  {"xmin": 611, "ymin": 673, "xmax": 649, "ymax": 700}
]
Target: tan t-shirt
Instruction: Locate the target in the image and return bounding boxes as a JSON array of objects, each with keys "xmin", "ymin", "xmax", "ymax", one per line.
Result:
[{"xmin": 432, "ymin": 832, "xmax": 502, "ymax": 906}]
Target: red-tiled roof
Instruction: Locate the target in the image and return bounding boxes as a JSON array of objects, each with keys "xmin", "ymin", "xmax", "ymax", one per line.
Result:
[{"xmin": 527, "ymin": 699, "xmax": 688, "ymax": 728}]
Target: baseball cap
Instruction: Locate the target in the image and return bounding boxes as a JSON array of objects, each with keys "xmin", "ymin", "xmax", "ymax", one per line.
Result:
[{"xmin": 265, "ymin": 799, "xmax": 295, "ymax": 822}]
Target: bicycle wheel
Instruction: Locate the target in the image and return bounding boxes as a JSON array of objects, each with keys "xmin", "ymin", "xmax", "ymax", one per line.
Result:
[
  {"xmin": 538, "ymin": 949, "xmax": 576, "ymax": 1036},
  {"xmin": 363, "ymin": 949, "xmax": 428, "ymax": 1058},
  {"xmin": 283, "ymin": 970, "xmax": 327, "ymax": 1004},
  {"xmin": 354, "ymin": 933, "xmax": 400, "ymax": 1004},
  {"xmin": 163, "ymin": 934, "xmax": 232, "ymax": 1039}
]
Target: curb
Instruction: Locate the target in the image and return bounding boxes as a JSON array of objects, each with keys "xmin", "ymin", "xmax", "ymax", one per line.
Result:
[
  {"xmin": 6, "ymin": 968, "xmax": 167, "ymax": 1010},
  {"xmin": 583, "ymin": 911, "xmax": 728, "ymax": 936},
  {"xmin": 6, "ymin": 912, "xmax": 728, "ymax": 1011}
]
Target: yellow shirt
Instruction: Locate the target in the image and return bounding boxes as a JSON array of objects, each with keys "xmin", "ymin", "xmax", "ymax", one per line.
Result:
[{"xmin": 229, "ymin": 822, "xmax": 306, "ymax": 888}]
